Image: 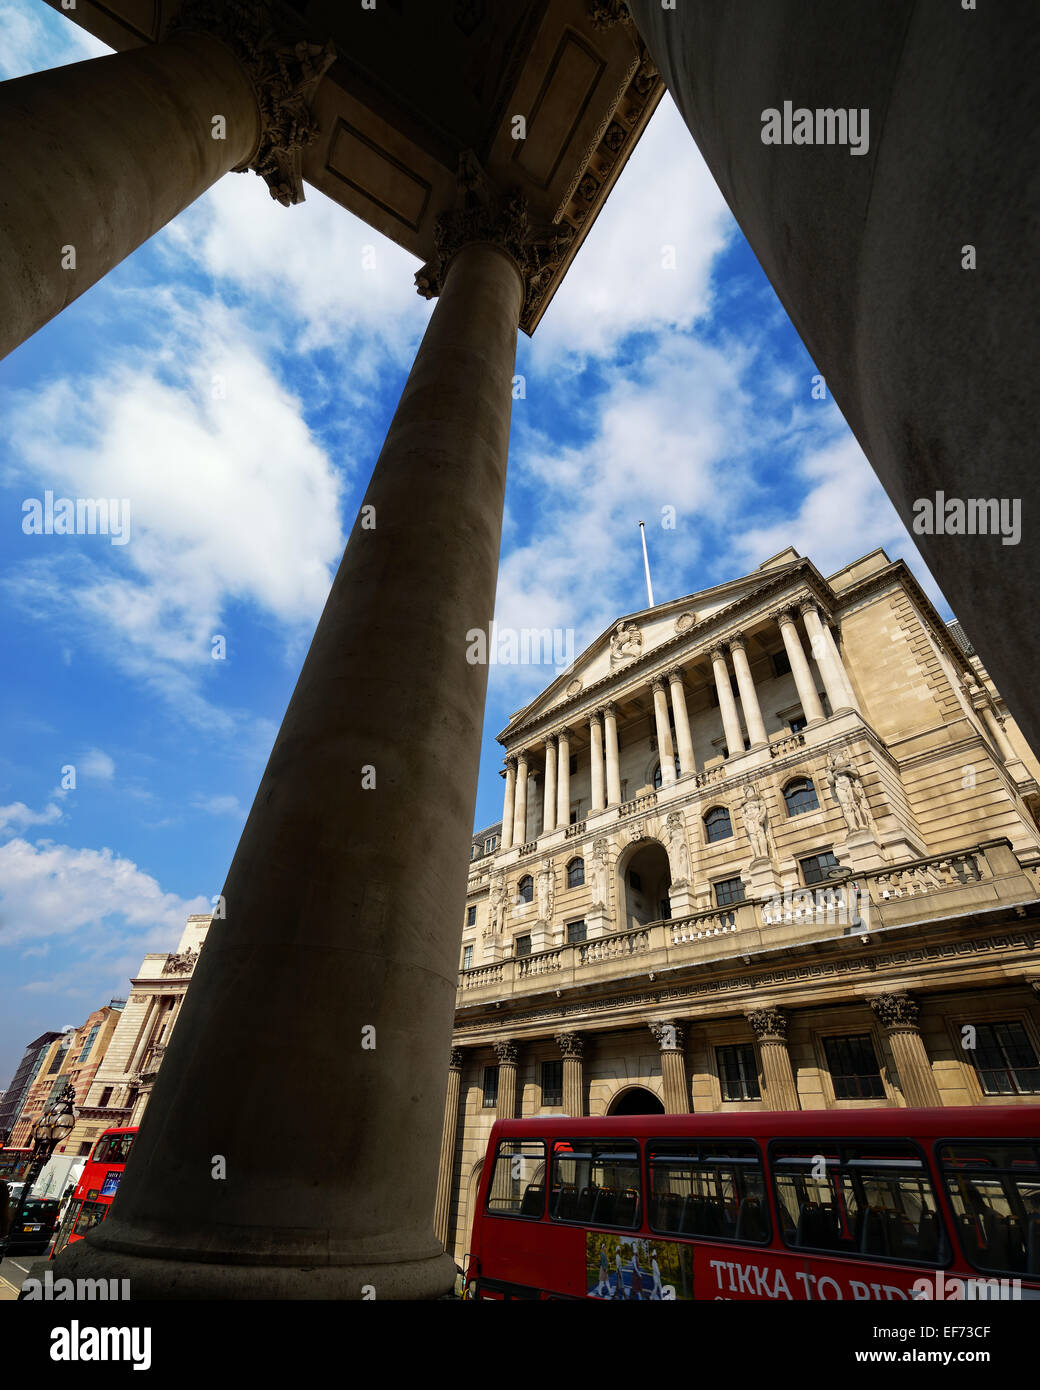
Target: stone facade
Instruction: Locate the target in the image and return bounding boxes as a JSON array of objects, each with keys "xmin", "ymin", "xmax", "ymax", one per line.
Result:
[
  {"xmin": 437, "ymin": 547, "xmax": 1040, "ymax": 1264},
  {"xmin": 8, "ymin": 1006, "xmax": 123, "ymax": 1151}
]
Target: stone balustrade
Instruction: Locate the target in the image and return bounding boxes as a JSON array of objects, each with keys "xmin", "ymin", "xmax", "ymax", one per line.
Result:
[
  {"xmin": 619, "ymin": 791, "xmax": 658, "ymax": 816},
  {"xmin": 769, "ymin": 731, "xmax": 806, "ymax": 757},
  {"xmin": 565, "ymin": 821, "xmax": 587, "ymax": 838}
]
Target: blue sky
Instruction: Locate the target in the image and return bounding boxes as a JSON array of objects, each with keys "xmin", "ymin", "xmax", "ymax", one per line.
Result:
[{"xmin": 0, "ymin": 0, "xmax": 949, "ymax": 1081}]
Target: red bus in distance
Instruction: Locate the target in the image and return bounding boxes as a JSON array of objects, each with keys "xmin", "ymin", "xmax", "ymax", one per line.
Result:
[
  {"xmin": 464, "ymin": 1107, "xmax": 1040, "ymax": 1301},
  {"xmin": 50, "ymin": 1127, "xmax": 137, "ymax": 1260}
]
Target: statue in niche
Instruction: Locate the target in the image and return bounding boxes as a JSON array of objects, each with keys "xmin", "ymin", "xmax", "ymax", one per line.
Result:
[
  {"xmin": 590, "ymin": 838, "xmax": 610, "ymax": 908},
  {"xmin": 664, "ymin": 812, "xmax": 691, "ymax": 885},
  {"xmin": 741, "ymin": 784, "xmax": 771, "ymax": 861},
  {"xmin": 536, "ymin": 860, "xmax": 555, "ymax": 922},
  {"xmin": 825, "ymin": 750, "xmax": 871, "ymax": 833},
  {"xmin": 610, "ymin": 621, "xmax": 643, "ymax": 666}
]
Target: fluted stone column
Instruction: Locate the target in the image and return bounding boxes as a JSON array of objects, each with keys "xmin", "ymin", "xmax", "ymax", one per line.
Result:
[
  {"xmin": 710, "ymin": 646, "xmax": 745, "ymax": 756},
  {"xmin": 557, "ymin": 1033, "xmax": 585, "ymax": 1117},
  {"xmin": 495, "ymin": 1040, "xmax": 519, "ymax": 1120},
  {"xmin": 0, "ymin": 12, "xmax": 334, "ymax": 361},
  {"xmin": 869, "ymin": 992, "xmax": 941, "ymax": 1108},
  {"xmin": 800, "ymin": 600, "xmax": 858, "ymax": 713},
  {"xmin": 746, "ymin": 1007, "xmax": 800, "ymax": 1111},
  {"xmin": 668, "ymin": 669, "xmax": 695, "ymax": 777},
  {"xmin": 588, "ymin": 712, "xmax": 606, "ymax": 812},
  {"xmin": 603, "ymin": 704, "xmax": 622, "ymax": 806},
  {"xmin": 728, "ymin": 634, "xmax": 768, "ymax": 748},
  {"xmin": 513, "ymin": 749, "xmax": 530, "ymax": 847},
  {"xmin": 500, "ymin": 760, "xmax": 517, "ymax": 851},
  {"xmin": 650, "ymin": 678, "xmax": 677, "ymax": 785},
  {"xmin": 54, "ymin": 201, "xmax": 526, "ymax": 1300},
  {"xmin": 557, "ymin": 728, "xmax": 571, "ymax": 827},
  {"xmin": 774, "ymin": 607, "xmax": 826, "ymax": 724},
  {"xmin": 649, "ymin": 1021, "xmax": 689, "ymax": 1114},
  {"xmin": 433, "ymin": 1048, "xmax": 464, "ymax": 1248},
  {"xmin": 542, "ymin": 736, "xmax": 558, "ymax": 836}
]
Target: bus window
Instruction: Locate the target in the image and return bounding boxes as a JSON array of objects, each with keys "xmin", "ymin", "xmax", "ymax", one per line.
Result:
[
  {"xmin": 648, "ymin": 1141, "xmax": 769, "ymax": 1244},
  {"xmin": 72, "ymin": 1199, "xmax": 109, "ymax": 1237},
  {"xmin": 772, "ymin": 1142, "xmax": 948, "ymax": 1265},
  {"xmin": 939, "ymin": 1141, "xmax": 1040, "ymax": 1277},
  {"xmin": 93, "ymin": 1133, "xmax": 134, "ymax": 1165},
  {"xmin": 549, "ymin": 1140, "xmax": 640, "ymax": 1228},
  {"xmin": 486, "ymin": 1140, "xmax": 546, "ymax": 1218}
]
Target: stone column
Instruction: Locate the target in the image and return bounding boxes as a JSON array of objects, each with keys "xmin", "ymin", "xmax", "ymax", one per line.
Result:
[
  {"xmin": 54, "ymin": 197, "xmax": 526, "ymax": 1300},
  {"xmin": 588, "ymin": 712, "xmax": 606, "ymax": 812},
  {"xmin": 0, "ymin": 12, "xmax": 334, "ymax": 361},
  {"xmin": 728, "ymin": 634, "xmax": 768, "ymax": 747},
  {"xmin": 650, "ymin": 679, "xmax": 677, "ymax": 785},
  {"xmin": 557, "ymin": 1033, "xmax": 585, "ymax": 1117},
  {"xmin": 603, "ymin": 704, "xmax": 622, "ymax": 806},
  {"xmin": 556, "ymin": 728, "xmax": 571, "ymax": 827},
  {"xmin": 800, "ymin": 599, "xmax": 858, "ymax": 713},
  {"xmin": 668, "ymin": 669, "xmax": 696, "ymax": 776},
  {"xmin": 981, "ymin": 707, "xmax": 1018, "ymax": 764},
  {"xmin": 773, "ymin": 607, "xmax": 826, "ymax": 724},
  {"xmin": 746, "ymin": 1007, "xmax": 800, "ymax": 1111},
  {"xmin": 649, "ymin": 1021, "xmax": 689, "ymax": 1114},
  {"xmin": 495, "ymin": 1040, "xmax": 519, "ymax": 1120},
  {"xmin": 500, "ymin": 760, "xmax": 517, "ymax": 851},
  {"xmin": 513, "ymin": 749, "xmax": 530, "ymax": 847},
  {"xmin": 542, "ymin": 736, "xmax": 558, "ymax": 836},
  {"xmin": 710, "ymin": 645, "xmax": 745, "ymax": 756},
  {"xmin": 869, "ymin": 992, "xmax": 941, "ymax": 1108},
  {"xmin": 433, "ymin": 1048, "xmax": 464, "ymax": 1249}
]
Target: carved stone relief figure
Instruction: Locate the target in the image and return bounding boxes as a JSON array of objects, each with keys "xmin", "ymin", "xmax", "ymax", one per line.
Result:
[
  {"xmin": 536, "ymin": 859, "xmax": 555, "ymax": 922},
  {"xmin": 609, "ymin": 620, "xmax": 643, "ymax": 666},
  {"xmin": 486, "ymin": 869, "xmax": 505, "ymax": 936},
  {"xmin": 589, "ymin": 837, "xmax": 610, "ymax": 908},
  {"xmin": 825, "ymin": 749, "xmax": 871, "ymax": 833},
  {"xmin": 664, "ymin": 811, "xmax": 691, "ymax": 885},
  {"xmin": 740, "ymin": 783, "xmax": 771, "ymax": 860}
]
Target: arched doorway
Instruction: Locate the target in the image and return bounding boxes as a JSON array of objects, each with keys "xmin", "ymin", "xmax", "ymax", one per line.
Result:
[
  {"xmin": 608, "ymin": 1086, "xmax": 665, "ymax": 1115},
  {"xmin": 618, "ymin": 839, "xmax": 671, "ymax": 930}
]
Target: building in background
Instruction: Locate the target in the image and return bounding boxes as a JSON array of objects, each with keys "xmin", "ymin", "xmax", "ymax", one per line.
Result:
[
  {"xmin": 0, "ymin": 1031, "xmax": 62, "ymax": 1144},
  {"xmin": 436, "ymin": 547, "xmax": 1040, "ymax": 1264},
  {"xmin": 8, "ymin": 1004, "xmax": 124, "ymax": 1150}
]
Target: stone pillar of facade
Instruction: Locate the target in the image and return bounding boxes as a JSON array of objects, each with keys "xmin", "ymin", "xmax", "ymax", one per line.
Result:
[
  {"xmin": 495, "ymin": 1040, "xmax": 519, "ymax": 1120},
  {"xmin": 981, "ymin": 706, "xmax": 1018, "ymax": 764},
  {"xmin": 0, "ymin": 14, "xmax": 335, "ymax": 361},
  {"xmin": 710, "ymin": 646, "xmax": 745, "ymax": 756},
  {"xmin": 869, "ymin": 992, "xmax": 941, "ymax": 1108},
  {"xmin": 603, "ymin": 704, "xmax": 622, "ymax": 806},
  {"xmin": 800, "ymin": 599, "xmax": 858, "ymax": 713},
  {"xmin": 556, "ymin": 727, "xmax": 571, "ymax": 827},
  {"xmin": 668, "ymin": 669, "xmax": 696, "ymax": 777},
  {"xmin": 773, "ymin": 607, "xmax": 826, "ymax": 724},
  {"xmin": 500, "ymin": 760, "xmax": 517, "ymax": 851},
  {"xmin": 746, "ymin": 1007, "xmax": 800, "ymax": 1111},
  {"xmin": 433, "ymin": 1048, "xmax": 464, "ymax": 1249},
  {"xmin": 649, "ymin": 1021, "xmax": 689, "ymax": 1114},
  {"xmin": 588, "ymin": 712, "xmax": 606, "ymax": 812},
  {"xmin": 53, "ymin": 194, "xmax": 527, "ymax": 1299},
  {"xmin": 556, "ymin": 1033, "xmax": 585, "ymax": 1117},
  {"xmin": 650, "ymin": 678, "xmax": 677, "ymax": 785},
  {"xmin": 728, "ymin": 634, "xmax": 768, "ymax": 747},
  {"xmin": 513, "ymin": 749, "xmax": 530, "ymax": 847},
  {"xmin": 542, "ymin": 736, "xmax": 558, "ymax": 836}
]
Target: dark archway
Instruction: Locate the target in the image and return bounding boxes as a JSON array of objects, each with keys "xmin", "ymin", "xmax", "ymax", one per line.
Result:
[
  {"xmin": 620, "ymin": 840, "xmax": 671, "ymax": 930},
  {"xmin": 608, "ymin": 1086, "xmax": 665, "ymax": 1116}
]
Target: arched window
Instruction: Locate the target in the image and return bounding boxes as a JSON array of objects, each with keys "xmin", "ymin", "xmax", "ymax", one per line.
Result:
[
  {"xmin": 567, "ymin": 858, "xmax": 585, "ymax": 888},
  {"xmin": 652, "ymin": 755, "xmax": 682, "ymax": 789},
  {"xmin": 783, "ymin": 777, "xmax": 820, "ymax": 817},
  {"xmin": 518, "ymin": 874, "xmax": 534, "ymax": 903},
  {"xmin": 704, "ymin": 805, "xmax": 733, "ymax": 843}
]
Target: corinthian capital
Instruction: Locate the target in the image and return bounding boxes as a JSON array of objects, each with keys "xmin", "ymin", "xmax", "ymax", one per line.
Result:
[
  {"xmin": 494, "ymin": 1039, "xmax": 518, "ymax": 1065},
  {"xmin": 746, "ymin": 1006, "xmax": 788, "ymax": 1043},
  {"xmin": 869, "ymin": 991, "xmax": 921, "ymax": 1032},
  {"xmin": 555, "ymin": 1032, "xmax": 585, "ymax": 1058},
  {"xmin": 170, "ymin": 0, "xmax": 335, "ymax": 207}
]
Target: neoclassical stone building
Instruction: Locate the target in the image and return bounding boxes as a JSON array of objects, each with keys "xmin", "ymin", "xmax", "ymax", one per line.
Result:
[{"xmin": 435, "ymin": 546, "xmax": 1040, "ymax": 1265}]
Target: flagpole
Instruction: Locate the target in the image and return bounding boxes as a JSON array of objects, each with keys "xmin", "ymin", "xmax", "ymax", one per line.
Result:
[{"xmin": 638, "ymin": 520, "xmax": 655, "ymax": 607}]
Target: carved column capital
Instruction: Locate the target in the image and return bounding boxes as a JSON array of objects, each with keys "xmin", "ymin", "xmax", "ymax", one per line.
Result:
[
  {"xmin": 449, "ymin": 1047, "xmax": 464, "ymax": 1071},
  {"xmin": 869, "ymin": 991, "xmax": 921, "ymax": 1032},
  {"xmin": 746, "ymin": 1006, "xmax": 789, "ymax": 1044},
  {"xmin": 708, "ymin": 644, "xmax": 728, "ymax": 665},
  {"xmin": 727, "ymin": 632, "xmax": 747, "ymax": 654},
  {"xmin": 588, "ymin": 709, "xmax": 603, "ymax": 729},
  {"xmin": 650, "ymin": 675, "xmax": 668, "ymax": 694},
  {"xmin": 169, "ymin": 0, "xmax": 335, "ymax": 207},
  {"xmin": 494, "ymin": 1039, "xmax": 518, "ymax": 1065},
  {"xmin": 770, "ymin": 604, "xmax": 798, "ymax": 626},
  {"xmin": 557, "ymin": 725, "xmax": 571, "ymax": 743},
  {"xmin": 588, "ymin": 0, "xmax": 632, "ymax": 28},
  {"xmin": 798, "ymin": 595, "xmax": 822, "ymax": 620},
  {"xmin": 516, "ymin": 748, "xmax": 529, "ymax": 768},
  {"xmin": 666, "ymin": 667, "xmax": 685, "ymax": 686},
  {"xmin": 649, "ymin": 1020, "xmax": 685, "ymax": 1051},
  {"xmin": 544, "ymin": 733, "xmax": 558, "ymax": 752},
  {"xmin": 603, "ymin": 701, "xmax": 618, "ymax": 718},
  {"xmin": 556, "ymin": 1032, "xmax": 585, "ymax": 1058}
]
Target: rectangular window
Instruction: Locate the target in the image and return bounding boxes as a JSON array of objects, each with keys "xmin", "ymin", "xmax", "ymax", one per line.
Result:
[
  {"xmin": 486, "ymin": 1139, "xmax": 546, "ymax": 1217},
  {"xmin": 648, "ymin": 1140, "xmax": 769, "ymax": 1243},
  {"xmin": 484, "ymin": 836, "xmax": 497, "ymax": 854},
  {"xmin": 566, "ymin": 920, "xmax": 587, "ymax": 944},
  {"xmin": 717, "ymin": 1044, "xmax": 761, "ymax": 1102},
  {"xmin": 466, "ymin": 905, "xmax": 476, "ymax": 926},
  {"xmin": 771, "ymin": 1140, "xmax": 948, "ymax": 1265},
  {"xmin": 550, "ymin": 1139, "xmax": 641, "ymax": 1228},
  {"xmin": 98, "ymin": 1087, "xmax": 113, "ymax": 1107},
  {"xmin": 462, "ymin": 946, "xmax": 473, "ymax": 970},
  {"xmin": 772, "ymin": 650, "xmax": 792, "ymax": 677},
  {"xmin": 800, "ymin": 850, "xmax": 839, "ymax": 886},
  {"xmin": 714, "ymin": 877, "xmax": 746, "ymax": 908},
  {"xmin": 966, "ymin": 1020, "xmax": 1040, "ymax": 1095},
  {"xmin": 788, "ymin": 715, "xmax": 807, "ymax": 734},
  {"xmin": 482, "ymin": 1066, "xmax": 499, "ymax": 1109},
  {"xmin": 541, "ymin": 1060, "xmax": 563, "ymax": 1106},
  {"xmin": 47, "ymin": 1044, "xmax": 68, "ymax": 1075},
  {"xmin": 938, "ymin": 1140, "xmax": 1040, "ymax": 1276},
  {"xmin": 77, "ymin": 1025, "xmax": 100, "ymax": 1064},
  {"xmin": 823, "ymin": 1034, "xmax": 885, "ymax": 1099},
  {"xmin": 515, "ymin": 935, "xmax": 532, "ymax": 958}
]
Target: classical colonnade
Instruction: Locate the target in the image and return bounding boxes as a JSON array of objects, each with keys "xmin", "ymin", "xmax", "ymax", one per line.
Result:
[{"xmin": 501, "ymin": 597, "xmax": 859, "ymax": 844}]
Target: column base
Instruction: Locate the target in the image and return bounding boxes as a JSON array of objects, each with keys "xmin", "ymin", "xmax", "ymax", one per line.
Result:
[{"xmin": 31, "ymin": 1240, "xmax": 457, "ymax": 1301}]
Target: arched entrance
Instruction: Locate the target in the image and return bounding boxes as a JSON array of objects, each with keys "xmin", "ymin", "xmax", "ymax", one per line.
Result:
[
  {"xmin": 608, "ymin": 1086, "xmax": 665, "ymax": 1116},
  {"xmin": 618, "ymin": 839, "xmax": 671, "ymax": 930}
]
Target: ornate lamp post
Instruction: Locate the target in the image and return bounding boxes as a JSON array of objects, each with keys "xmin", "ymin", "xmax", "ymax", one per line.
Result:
[{"xmin": 2, "ymin": 1083, "xmax": 77, "ymax": 1254}]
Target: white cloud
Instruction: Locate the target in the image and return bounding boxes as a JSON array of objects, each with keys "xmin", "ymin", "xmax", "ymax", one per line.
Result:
[
  {"xmin": 0, "ymin": 0, "xmax": 109, "ymax": 81},
  {"xmin": 80, "ymin": 748, "xmax": 115, "ymax": 781},
  {"xmin": 0, "ymin": 801, "xmax": 62, "ymax": 834},
  {"xmin": 192, "ymin": 793, "xmax": 245, "ymax": 817}
]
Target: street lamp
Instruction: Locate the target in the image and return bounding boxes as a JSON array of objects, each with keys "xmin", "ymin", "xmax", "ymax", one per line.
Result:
[{"xmin": 2, "ymin": 1082, "xmax": 78, "ymax": 1256}]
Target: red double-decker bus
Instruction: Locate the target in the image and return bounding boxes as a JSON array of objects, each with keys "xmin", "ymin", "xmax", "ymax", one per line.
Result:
[
  {"xmin": 0, "ymin": 1147, "xmax": 34, "ymax": 1184},
  {"xmin": 50, "ymin": 1127, "xmax": 137, "ymax": 1259},
  {"xmin": 464, "ymin": 1107, "xmax": 1040, "ymax": 1301}
]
